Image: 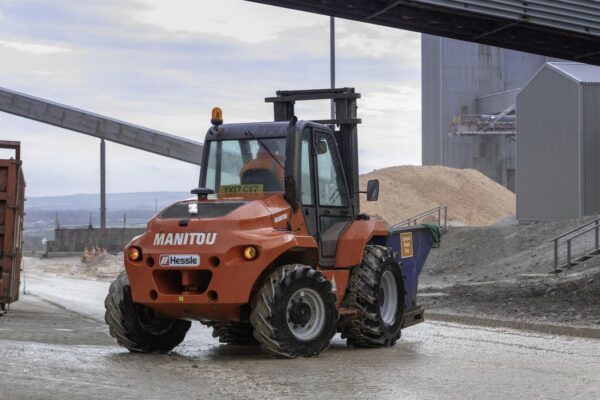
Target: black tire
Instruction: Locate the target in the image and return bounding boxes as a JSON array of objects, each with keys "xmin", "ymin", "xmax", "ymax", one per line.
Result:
[
  {"xmin": 104, "ymin": 271, "xmax": 191, "ymax": 353},
  {"xmin": 339, "ymin": 245, "xmax": 405, "ymax": 347},
  {"xmin": 250, "ymin": 265, "xmax": 338, "ymax": 358},
  {"xmin": 206, "ymin": 321, "xmax": 258, "ymax": 345}
]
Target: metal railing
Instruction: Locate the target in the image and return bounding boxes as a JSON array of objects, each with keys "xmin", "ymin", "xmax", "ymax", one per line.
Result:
[
  {"xmin": 551, "ymin": 217, "xmax": 600, "ymax": 271},
  {"xmin": 391, "ymin": 205, "xmax": 448, "ymax": 234}
]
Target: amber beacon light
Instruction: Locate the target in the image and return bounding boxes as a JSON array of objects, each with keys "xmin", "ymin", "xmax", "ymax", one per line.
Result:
[{"xmin": 211, "ymin": 107, "xmax": 223, "ymax": 126}]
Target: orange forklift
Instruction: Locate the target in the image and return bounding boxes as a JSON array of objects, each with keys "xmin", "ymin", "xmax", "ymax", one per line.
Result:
[{"xmin": 105, "ymin": 88, "xmax": 437, "ymax": 358}]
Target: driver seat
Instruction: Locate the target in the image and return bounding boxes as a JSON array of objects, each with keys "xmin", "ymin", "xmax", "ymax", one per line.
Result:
[{"xmin": 241, "ymin": 169, "xmax": 283, "ymax": 192}]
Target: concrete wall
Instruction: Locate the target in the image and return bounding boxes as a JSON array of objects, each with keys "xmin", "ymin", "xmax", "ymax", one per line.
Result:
[
  {"xmin": 517, "ymin": 68, "xmax": 580, "ymax": 220},
  {"xmin": 46, "ymin": 227, "xmax": 146, "ymax": 254}
]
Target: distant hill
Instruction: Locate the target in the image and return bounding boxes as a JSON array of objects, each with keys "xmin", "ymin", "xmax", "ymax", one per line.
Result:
[
  {"xmin": 26, "ymin": 191, "xmax": 190, "ymax": 211},
  {"xmin": 24, "ymin": 192, "xmax": 192, "ymax": 244}
]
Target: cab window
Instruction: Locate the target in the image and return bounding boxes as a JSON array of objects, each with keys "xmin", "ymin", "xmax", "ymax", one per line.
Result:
[
  {"xmin": 316, "ymin": 132, "xmax": 349, "ymax": 207},
  {"xmin": 204, "ymin": 138, "xmax": 286, "ymax": 193}
]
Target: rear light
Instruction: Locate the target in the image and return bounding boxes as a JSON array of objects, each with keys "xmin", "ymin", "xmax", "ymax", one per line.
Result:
[{"xmin": 127, "ymin": 246, "xmax": 142, "ymax": 262}]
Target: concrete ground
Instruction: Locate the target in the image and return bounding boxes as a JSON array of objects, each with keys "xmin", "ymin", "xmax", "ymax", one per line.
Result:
[{"xmin": 1, "ymin": 270, "xmax": 599, "ymax": 400}]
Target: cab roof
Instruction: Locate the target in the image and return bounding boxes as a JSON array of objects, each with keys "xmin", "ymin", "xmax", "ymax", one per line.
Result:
[{"xmin": 204, "ymin": 120, "xmax": 329, "ymax": 141}]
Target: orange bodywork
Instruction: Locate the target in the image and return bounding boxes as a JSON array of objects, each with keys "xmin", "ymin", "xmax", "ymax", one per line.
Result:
[
  {"xmin": 335, "ymin": 219, "xmax": 388, "ymax": 267},
  {"xmin": 125, "ymin": 193, "xmax": 386, "ymax": 322}
]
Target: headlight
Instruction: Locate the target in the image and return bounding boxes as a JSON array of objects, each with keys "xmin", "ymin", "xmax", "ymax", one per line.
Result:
[
  {"xmin": 127, "ymin": 246, "xmax": 142, "ymax": 262},
  {"xmin": 243, "ymin": 246, "xmax": 258, "ymax": 260}
]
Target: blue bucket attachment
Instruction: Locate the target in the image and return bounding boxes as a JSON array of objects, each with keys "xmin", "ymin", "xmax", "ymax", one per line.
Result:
[{"xmin": 386, "ymin": 224, "xmax": 439, "ymax": 328}]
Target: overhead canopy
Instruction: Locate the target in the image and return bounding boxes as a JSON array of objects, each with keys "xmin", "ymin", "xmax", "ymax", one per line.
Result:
[{"xmin": 245, "ymin": 0, "xmax": 600, "ymax": 65}]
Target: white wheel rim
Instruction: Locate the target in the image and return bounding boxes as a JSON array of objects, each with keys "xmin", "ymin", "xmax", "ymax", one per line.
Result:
[
  {"xmin": 286, "ymin": 288, "xmax": 325, "ymax": 342},
  {"xmin": 380, "ymin": 270, "xmax": 398, "ymax": 326}
]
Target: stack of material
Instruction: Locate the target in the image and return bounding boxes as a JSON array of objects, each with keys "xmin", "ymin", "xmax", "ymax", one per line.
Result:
[{"xmin": 359, "ymin": 165, "xmax": 515, "ymax": 226}]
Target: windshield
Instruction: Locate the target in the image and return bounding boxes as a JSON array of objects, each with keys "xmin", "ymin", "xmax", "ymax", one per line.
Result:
[{"xmin": 204, "ymin": 138, "xmax": 286, "ymax": 194}]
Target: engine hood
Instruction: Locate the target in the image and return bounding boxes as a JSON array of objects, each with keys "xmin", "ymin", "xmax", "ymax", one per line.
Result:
[{"xmin": 143, "ymin": 193, "xmax": 292, "ymax": 241}]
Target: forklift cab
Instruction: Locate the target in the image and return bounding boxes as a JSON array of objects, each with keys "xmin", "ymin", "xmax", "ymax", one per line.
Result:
[{"xmin": 200, "ymin": 117, "xmax": 378, "ymax": 267}]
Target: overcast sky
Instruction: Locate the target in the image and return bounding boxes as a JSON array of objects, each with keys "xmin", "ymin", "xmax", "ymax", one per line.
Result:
[{"xmin": 0, "ymin": 0, "xmax": 421, "ymax": 197}]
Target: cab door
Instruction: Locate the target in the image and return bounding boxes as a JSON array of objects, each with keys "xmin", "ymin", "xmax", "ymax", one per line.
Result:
[{"xmin": 301, "ymin": 127, "xmax": 353, "ymax": 266}]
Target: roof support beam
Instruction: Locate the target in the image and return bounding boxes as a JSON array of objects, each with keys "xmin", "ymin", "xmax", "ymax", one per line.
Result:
[
  {"xmin": 245, "ymin": 0, "xmax": 600, "ymax": 66},
  {"xmin": 0, "ymin": 87, "xmax": 203, "ymax": 165},
  {"xmin": 365, "ymin": 0, "xmax": 402, "ymax": 21}
]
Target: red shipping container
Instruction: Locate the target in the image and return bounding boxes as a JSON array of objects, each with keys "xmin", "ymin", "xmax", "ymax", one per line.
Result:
[{"xmin": 0, "ymin": 141, "xmax": 25, "ymax": 311}]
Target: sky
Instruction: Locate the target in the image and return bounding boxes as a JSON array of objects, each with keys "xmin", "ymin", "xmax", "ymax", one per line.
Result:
[{"xmin": 0, "ymin": 0, "xmax": 421, "ymax": 197}]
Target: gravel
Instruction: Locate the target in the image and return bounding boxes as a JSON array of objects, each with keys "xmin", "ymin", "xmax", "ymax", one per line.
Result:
[{"xmin": 420, "ymin": 217, "xmax": 600, "ymax": 327}]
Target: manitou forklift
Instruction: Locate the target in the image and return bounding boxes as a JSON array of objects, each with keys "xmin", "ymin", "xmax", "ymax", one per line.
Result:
[{"xmin": 105, "ymin": 88, "xmax": 437, "ymax": 358}]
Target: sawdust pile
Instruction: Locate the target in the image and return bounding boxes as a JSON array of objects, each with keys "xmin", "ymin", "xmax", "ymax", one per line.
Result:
[{"xmin": 359, "ymin": 165, "xmax": 515, "ymax": 226}]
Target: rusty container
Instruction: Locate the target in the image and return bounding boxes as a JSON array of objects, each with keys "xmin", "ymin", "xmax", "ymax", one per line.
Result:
[{"xmin": 0, "ymin": 141, "xmax": 25, "ymax": 311}]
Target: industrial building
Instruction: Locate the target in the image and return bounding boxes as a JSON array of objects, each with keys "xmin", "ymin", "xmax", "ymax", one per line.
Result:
[
  {"xmin": 517, "ymin": 62, "xmax": 600, "ymax": 221},
  {"xmin": 421, "ymin": 35, "xmax": 556, "ymax": 191}
]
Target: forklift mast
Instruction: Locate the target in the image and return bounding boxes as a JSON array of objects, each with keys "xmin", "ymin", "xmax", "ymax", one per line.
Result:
[{"xmin": 265, "ymin": 88, "xmax": 362, "ymax": 216}]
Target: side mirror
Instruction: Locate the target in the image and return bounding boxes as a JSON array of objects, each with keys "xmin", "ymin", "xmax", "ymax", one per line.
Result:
[{"xmin": 366, "ymin": 179, "xmax": 379, "ymax": 202}]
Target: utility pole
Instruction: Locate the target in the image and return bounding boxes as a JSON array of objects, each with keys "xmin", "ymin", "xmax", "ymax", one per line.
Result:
[
  {"xmin": 330, "ymin": 16, "xmax": 336, "ymax": 121},
  {"xmin": 122, "ymin": 213, "xmax": 126, "ymax": 248},
  {"xmin": 100, "ymin": 139, "xmax": 106, "ymax": 242}
]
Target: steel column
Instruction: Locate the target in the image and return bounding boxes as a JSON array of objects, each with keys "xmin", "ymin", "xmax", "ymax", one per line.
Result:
[
  {"xmin": 100, "ymin": 139, "xmax": 106, "ymax": 236},
  {"xmin": 330, "ymin": 16, "xmax": 336, "ymax": 121}
]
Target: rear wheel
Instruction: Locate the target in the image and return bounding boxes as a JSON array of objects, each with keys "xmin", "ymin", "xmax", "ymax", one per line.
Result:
[
  {"xmin": 250, "ymin": 265, "xmax": 338, "ymax": 358},
  {"xmin": 104, "ymin": 271, "xmax": 191, "ymax": 353},
  {"xmin": 339, "ymin": 245, "xmax": 404, "ymax": 347},
  {"xmin": 207, "ymin": 321, "xmax": 258, "ymax": 345}
]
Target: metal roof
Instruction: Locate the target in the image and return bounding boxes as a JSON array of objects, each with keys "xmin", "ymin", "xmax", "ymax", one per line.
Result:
[
  {"xmin": 547, "ymin": 62, "xmax": 600, "ymax": 84},
  {"xmin": 246, "ymin": 0, "xmax": 600, "ymax": 66}
]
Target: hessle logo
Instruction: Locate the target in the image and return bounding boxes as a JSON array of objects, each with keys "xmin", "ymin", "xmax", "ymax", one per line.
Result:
[
  {"xmin": 160, "ymin": 254, "xmax": 200, "ymax": 267},
  {"xmin": 153, "ymin": 232, "xmax": 217, "ymax": 246}
]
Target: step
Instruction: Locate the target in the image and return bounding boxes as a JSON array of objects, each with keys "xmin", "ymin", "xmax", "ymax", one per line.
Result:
[{"xmin": 553, "ymin": 249, "xmax": 600, "ymax": 272}]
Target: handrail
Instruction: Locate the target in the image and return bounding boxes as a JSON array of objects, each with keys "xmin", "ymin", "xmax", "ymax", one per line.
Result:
[
  {"xmin": 550, "ymin": 216, "xmax": 600, "ymax": 242},
  {"xmin": 551, "ymin": 217, "xmax": 600, "ymax": 271},
  {"xmin": 392, "ymin": 205, "xmax": 448, "ymax": 234},
  {"xmin": 558, "ymin": 223, "xmax": 600, "ymax": 242}
]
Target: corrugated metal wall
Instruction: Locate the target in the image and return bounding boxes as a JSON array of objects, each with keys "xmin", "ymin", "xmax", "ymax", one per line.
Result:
[
  {"xmin": 415, "ymin": 1, "xmax": 600, "ymax": 38},
  {"xmin": 421, "ymin": 35, "xmax": 442, "ymax": 164},
  {"xmin": 421, "ymin": 35, "xmax": 550, "ymax": 190},
  {"xmin": 516, "ymin": 68, "xmax": 580, "ymax": 220},
  {"xmin": 582, "ymin": 84, "xmax": 600, "ymax": 215}
]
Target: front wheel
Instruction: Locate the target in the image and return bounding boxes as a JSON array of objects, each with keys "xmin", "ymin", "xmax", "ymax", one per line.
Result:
[
  {"xmin": 339, "ymin": 245, "xmax": 405, "ymax": 347},
  {"xmin": 104, "ymin": 271, "xmax": 191, "ymax": 353},
  {"xmin": 250, "ymin": 265, "xmax": 338, "ymax": 358}
]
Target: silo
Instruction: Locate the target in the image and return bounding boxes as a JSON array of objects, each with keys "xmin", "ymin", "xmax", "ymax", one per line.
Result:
[{"xmin": 422, "ymin": 35, "xmax": 553, "ymax": 191}]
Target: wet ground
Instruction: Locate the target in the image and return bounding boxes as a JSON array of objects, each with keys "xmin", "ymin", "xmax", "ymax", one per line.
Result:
[{"xmin": 1, "ymin": 271, "xmax": 600, "ymax": 400}]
